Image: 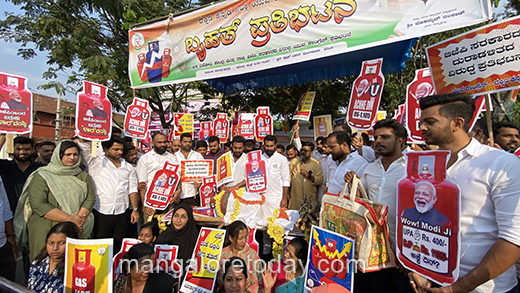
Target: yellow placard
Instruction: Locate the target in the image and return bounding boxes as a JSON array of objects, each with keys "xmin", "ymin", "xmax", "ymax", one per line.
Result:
[
  {"xmin": 293, "ymin": 91, "xmax": 316, "ymax": 121},
  {"xmin": 313, "ymin": 115, "xmax": 332, "ymax": 139},
  {"xmin": 216, "ymin": 151, "xmax": 233, "ymax": 186}
]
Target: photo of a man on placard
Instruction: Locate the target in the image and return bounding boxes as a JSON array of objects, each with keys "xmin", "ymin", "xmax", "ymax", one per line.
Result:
[
  {"xmin": 86, "ymin": 99, "xmax": 109, "ymax": 118},
  {"xmin": 248, "ymin": 160, "xmax": 264, "ymax": 177},
  {"xmin": 402, "ymin": 181, "xmax": 451, "ymax": 228},
  {"xmin": 0, "ymin": 90, "xmax": 28, "ymax": 110}
]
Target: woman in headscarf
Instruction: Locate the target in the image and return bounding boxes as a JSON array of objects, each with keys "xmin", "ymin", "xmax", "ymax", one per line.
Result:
[
  {"xmin": 14, "ymin": 140, "xmax": 96, "ymax": 261},
  {"xmin": 155, "ymin": 204, "xmax": 199, "ymax": 290}
]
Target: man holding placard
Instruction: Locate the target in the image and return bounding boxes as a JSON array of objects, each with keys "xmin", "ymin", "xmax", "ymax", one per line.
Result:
[{"xmin": 175, "ymin": 133, "xmax": 204, "ymax": 206}]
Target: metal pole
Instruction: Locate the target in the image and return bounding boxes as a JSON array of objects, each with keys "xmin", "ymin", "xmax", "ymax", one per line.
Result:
[{"xmin": 54, "ymin": 91, "xmax": 62, "ymax": 143}]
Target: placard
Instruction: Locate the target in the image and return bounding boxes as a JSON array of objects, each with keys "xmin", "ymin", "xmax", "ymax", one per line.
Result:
[
  {"xmin": 427, "ymin": 16, "xmax": 520, "ymax": 95},
  {"xmin": 138, "ymin": 132, "xmax": 152, "ymax": 153},
  {"xmin": 216, "ymin": 151, "xmax": 234, "ymax": 186},
  {"xmin": 173, "ymin": 113, "xmax": 194, "ymax": 139},
  {"xmin": 305, "ymin": 226, "xmax": 354, "ymax": 292},
  {"xmin": 199, "ymin": 175, "xmax": 217, "ymax": 208},
  {"xmin": 346, "ymin": 58, "xmax": 385, "ymax": 130},
  {"xmin": 214, "ymin": 113, "xmax": 229, "ymax": 143},
  {"xmin": 293, "ymin": 91, "xmax": 316, "ymax": 121},
  {"xmin": 181, "ymin": 160, "xmax": 214, "ymax": 183},
  {"xmin": 313, "ymin": 115, "xmax": 332, "ymax": 138},
  {"xmin": 245, "ymin": 150, "xmax": 267, "ymax": 193},
  {"xmin": 64, "ymin": 238, "xmax": 113, "ymax": 293},
  {"xmin": 199, "ymin": 121, "xmax": 214, "ymax": 141},
  {"xmin": 0, "ymin": 73, "xmax": 32, "ymax": 134},
  {"xmin": 124, "ymin": 97, "xmax": 151, "ymax": 139},
  {"xmin": 154, "ymin": 244, "xmax": 179, "ymax": 277},
  {"xmin": 113, "ymin": 239, "xmax": 141, "ymax": 281},
  {"xmin": 231, "ymin": 110, "xmax": 245, "ymax": 138},
  {"xmin": 180, "ymin": 228, "xmax": 225, "ymax": 293},
  {"xmin": 397, "ymin": 151, "xmax": 461, "ymax": 286},
  {"xmin": 237, "ymin": 113, "xmax": 256, "ymax": 140},
  {"xmin": 254, "ymin": 107, "xmax": 273, "ymax": 142},
  {"xmin": 144, "ymin": 162, "xmax": 180, "ymax": 209},
  {"xmin": 406, "ymin": 68, "xmax": 436, "ymax": 144},
  {"xmin": 76, "ymin": 81, "xmax": 112, "ymax": 141}
]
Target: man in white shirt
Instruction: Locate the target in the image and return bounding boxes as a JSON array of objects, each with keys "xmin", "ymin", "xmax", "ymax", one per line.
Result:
[
  {"xmin": 175, "ymin": 133, "xmax": 204, "ymax": 206},
  {"xmin": 409, "ymin": 94, "xmax": 520, "ymax": 293},
  {"xmin": 0, "ymin": 177, "xmax": 15, "ymax": 281},
  {"xmin": 326, "ymin": 131, "xmax": 368, "ymax": 194},
  {"xmin": 137, "ymin": 133, "xmax": 180, "ymax": 217},
  {"xmin": 225, "ymin": 136, "xmax": 248, "ymax": 189},
  {"xmin": 346, "ymin": 119, "xmax": 413, "ymax": 293},
  {"xmin": 79, "ymin": 136, "xmax": 139, "ymax": 252},
  {"xmin": 312, "ymin": 136, "xmax": 327, "ymax": 162}
]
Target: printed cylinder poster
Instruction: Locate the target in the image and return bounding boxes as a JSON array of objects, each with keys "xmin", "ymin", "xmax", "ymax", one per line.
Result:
[
  {"xmin": 231, "ymin": 110, "xmax": 245, "ymax": 138},
  {"xmin": 181, "ymin": 160, "xmax": 214, "ymax": 183},
  {"xmin": 305, "ymin": 226, "xmax": 354, "ymax": 292},
  {"xmin": 245, "ymin": 150, "xmax": 267, "ymax": 193},
  {"xmin": 76, "ymin": 81, "xmax": 112, "ymax": 141},
  {"xmin": 237, "ymin": 113, "xmax": 256, "ymax": 140},
  {"xmin": 427, "ymin": 16, "xmax": 520, "ymax": 95},
  {"xmin": 173, "ymin": 113, "xmax": 194, "ymax": 139},
  {"xmin": 113, "ymin": 238, "xmax": 141, "ymax": 281},
  {"xmin": 397, "ymin": 151, "xmax": 461, "ymax": 286},
  {"xmin": 216, "ymin": 151, "xmax": 234, "ymax": 186},
  {"xmin": 64, "ymin": 238, "xmax": 113, "ymax": 293},
  {"xmin": 406, "ymin": 68, "xmax": 436, "ymax": 144},
  {"xmin": 199, "ymin": 121, "xmax": 214, "ymax": 141},
  {"xmin": 214, "ymin": 113, "xmax": 229, "ymax": 143},
  {"xmin": 254, "ymin": 106, "xmax": 273, "ymax": 142},
  {"xmin": 313, "ymin": 115, "xmax": 332, "ymax": 139},
  {"xmin": 154, "ymin": 244, "xmax": 179, "ymax": 276},
  {"xmin": 181, "ymin": 228, "xmax": 226, "ymax": 293},
  {"xmin": 144, "ymin": 162, "xmax": 180, "ymax": 209},
  {"xmin": 347, "ymin": 58, "xmax": 385, "ymax": 130},
  {"xmin": 0, "ymin": 73, "xmax": 32, "ymax": 134},
  {"xmin": 124, "ymin": 97, "xmax": 151, "ymax": 139},
  {"xmin": 199, "ymin": 175, "xmax": 217, "ymax": 207},
  {"xmin": 293, "ymin": 91, "xmax": 316, "ymax": 121}
]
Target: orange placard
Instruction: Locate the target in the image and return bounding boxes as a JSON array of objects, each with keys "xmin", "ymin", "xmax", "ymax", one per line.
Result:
[{"xmin": 180, "ymin": 160, "xmax": 214, "ymax": 183}]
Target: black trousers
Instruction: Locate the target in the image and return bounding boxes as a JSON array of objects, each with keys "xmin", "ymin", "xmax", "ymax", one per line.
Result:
[
  {"xmin": 0, "ymin": 241, "xmax": 16, "ymax": 281},
  {"xmin": 93, "ymin": 209, "xmax": 130, "ymax": 253}
]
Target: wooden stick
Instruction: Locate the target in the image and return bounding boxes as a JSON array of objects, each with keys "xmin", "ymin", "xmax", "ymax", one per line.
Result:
[{"xmin": 485, "ymin": 94, "xmax": 494, "ymax": 146}]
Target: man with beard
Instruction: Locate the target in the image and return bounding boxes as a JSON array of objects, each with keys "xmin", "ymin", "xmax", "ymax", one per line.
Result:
[
  {"xmin": 137, "ymin": 133, "xmax": 180, "ymax": 217},
  {"xmin": 85, "ymin": 99, "xmax": 109, "ymax": 118},
  {"xmin": 288, "ymin": 141, "xmax": 323, "ymax": 211},
  {"xmin": 345, "ymin": 119, "xmax": 414, "ymax": 293},
  {"xmin": 36, "ymin": 141, "xmax": 56, "ymax": 165},
  {"xmin": 175, "ymin": 133, "xmax": 204, "ymax": 206},
  {"xmin": 245, "ymin": 139, "xmax": 255, "ymax": 153},
  {"xmin": 0, "ymin": 135, "xmax": 42, "ymax": 214},
  {"xmin": 312, "ymin": 137, "xmax": 327, "ymax": 161},
  {"xmin": 78, "ymin": 135, "xmax": 139, "ymax": 252},
  {"xmin": 204, "ymin": 136, "xmax": 226, "ymax": 171},
  {"xmin": 408, "ymin": 94, "xmax": 520, "ymax": 293},
  {"xmin": 123, "ymin": 143, "xmax": 139, "ymax": 168},
  {"xmin": 285, "ymin": 144, "xmax": 299, "ymax": 161},
  {"xmin": 224, "ymin": 136, "xmax": 247, "ymax": 190},
  {"xmin": 402, "ymin": 181, "xmax": 451, "ymax": 228},
  {"xmin": 171, "ymin": 138, "xmax": 181, "ymax": 154},
  {"xmin": 326, "ymin": 131, "xmax": 368, "ymax": 194},
  {"xmin": 492, "ymin": 121, "xmax": 519, "ymax": 153}
]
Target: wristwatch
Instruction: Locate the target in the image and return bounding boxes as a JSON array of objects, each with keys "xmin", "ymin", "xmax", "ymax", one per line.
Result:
[{"xmin": 132, "ymin": 207, "xmax": 138, "ymax": 211}]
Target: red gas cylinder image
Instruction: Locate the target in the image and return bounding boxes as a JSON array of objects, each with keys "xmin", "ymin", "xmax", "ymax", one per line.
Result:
[
  {"xmin": 246, "ymin": 228, "xmax": 260, "ymax": 255},
  {"xmin": 162, "ymin": 48, "xmax": 172, "ymax": 78},
  {"xmin": 72, "ymin": 249, "xmax": 95, "ymax": 293},
  {"xmin": 76, "ymin": 81, "xmax": 112, "ymax": 141},
  {"xmin": 254, "ymin": 107, "xmax": 273, "ymax": 142},
  {"xmin": 137, "ymin": 53, "xmax": 148, "ymax": 82},
  {"xmin": 0, "ymin": 73, "xmax": 32, "ymax": 134},
  {"xmin": 397, "ymin": 151, "xmax": 460, "ymax": 285},
  {"xmin": 317, "ymin": 118, "xmax": 328, "ymax": 137}
]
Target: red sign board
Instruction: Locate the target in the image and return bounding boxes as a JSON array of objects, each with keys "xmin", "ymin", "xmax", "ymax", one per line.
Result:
[
  {"xmin": 199, "ymin": 175, "xmax": 217, "ymax": 208},
  {"xmin": 254, "ymin": 107, "xmax": 273, "ymax": 142},
  {"xmin": 124, "ymin": 97, "xmax": 151, "ymax": 139},
  {"xmin": 76, "ymin": 81, "xmax": 112, "ymax": 141},
  {"xmin": 237, "ymin": 113, "xmax": 255, "ymax": 140},
  {"xmin": 199, "ymin": 121, "xmax": 213, "ymax": 141},
  {"xmin": 144, "ymin": 162, "xmax": 180, "ymax": 210},
  {"xmin": 214, "ymin": 113, "xmax": 229, "ymax": 143},
  {"xmin": 0, "ymin": 73, "xmax": 32, "ymax": 134},
  {"xmin": 245, "ymin": 150, "xmax": 267, "ymax": 193},
  {"xmin": 406, "ymin": 68, "xmax": 436, "ymax": 144}
]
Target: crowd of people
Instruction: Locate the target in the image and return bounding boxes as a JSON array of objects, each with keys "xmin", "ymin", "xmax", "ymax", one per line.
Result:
[{"xmin": 0, "ymin": 93, "xmax": 519, "ymax": 293}]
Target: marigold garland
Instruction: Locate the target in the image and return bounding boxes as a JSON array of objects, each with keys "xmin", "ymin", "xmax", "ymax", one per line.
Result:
[
  {"xmin": 215, "ymin": 188, "xmax": 266, "ymax": 221},
  {"xmin": 215, "ymin": 190, "xmax": 225, "ymax": 218},
  {"xmin": 267, "ymin": 208, "xmax": 286, "ymax": 259}
]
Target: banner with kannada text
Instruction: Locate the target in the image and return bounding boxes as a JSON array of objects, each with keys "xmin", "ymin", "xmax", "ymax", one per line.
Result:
[{"xmin": 0, "ymin": 73, "xmax": 32, "ymax": 134}]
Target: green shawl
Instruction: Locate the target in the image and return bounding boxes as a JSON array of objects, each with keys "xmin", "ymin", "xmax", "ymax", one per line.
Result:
[{"xmin": 14, "ymin": 140, "xmax": 94, "ymax": 249}]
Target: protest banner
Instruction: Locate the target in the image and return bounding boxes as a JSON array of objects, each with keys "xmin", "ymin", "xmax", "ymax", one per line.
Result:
[
  {"xmin": 64, "ymin": 238, "xmax": 113, "ymax": 293},
  {"xmin": 231, "ymin": 110, "xmax": 245, "ymax": 138},
  {"xmin": 128, "ymin": 0, "xmax": 489, "ymax": 88},
  {"xmin": 199, "ymin": 175, "xmax": 217, "ymax": 207},
  {"xmin": 76, "ymin": 81, "xmax": 112, "ymax": 141},
  {"xmin": 254, "ymin": 107, "xmax": 273, "ymax": 142},
  {"xmin": 397, "ymin": 151, "xmax": 461, "ymax": 285},
  {"xmin": 214, "ymin": 113, "xmax": 229, "ymax": 143},
  {"xmin": 237, "ymin": 112, "xmax": 256, "ymax": 140},
  {"xmin": 173, "ymin": 113, "xmax": 194, "ymax": 139},
  {"xmin": 305, "ymin": 225, "xmax": 355, "ymax": 292},
  {"xmin": 144, "ymin": 162, "xmax": 180, "ymax": 210},
  {"xmin": 199, "ymin": 121, "xmax": 214, "ymax": 141},
  {"xmin": 427, "ymin": 16, "xmax": 520, "ymax": 95},
  {"xmin": 313, "ymin": 115, "xmax": 332, "ymax": 139},
  {"xmin": 181, "ymin": 160, "xmax": 214, "ymax": 183},
  {"xmin": 138, "ymin": 132, "xmax": 152, "ymax": 152},
  {"xmin": 0, "ymin": 73, "xmax": 32, "ymax": 134},
  {"xmin": 406, "ymin": 68, "xmax": 436, "ymax": 144},
  {"xmin": 347, "ymin": 58, "xmax": 385, "ymax": 130},
  {"xmin": 124, "ymin": 97, "xmax": 151, "ymax": 139},
  {"xmin": 149, "ymin": 112, "xmax": 171, "ymax": 132},
  {"xmin": 293, "ymin": 91, "xmax": 316, "ymax": 121},
  {"xmin": 245, "ymin": 150, "xmax": 267, "ymax": 193},
  {"xmin": 113, "ymin": 238, "xmax": 141, "ymax": 281},
  {"xmin": 216, "ymin": 151, "xmax": 234, "ymax": 186},
  {"xmin": 181, "ymin": 228, "xmax": 226, "ymax": 293},
  {"xmin": 154, "ymin": 244, "xmax": 179, "ymax": 276}
]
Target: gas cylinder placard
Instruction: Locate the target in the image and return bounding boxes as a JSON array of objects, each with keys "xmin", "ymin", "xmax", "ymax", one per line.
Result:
[
  {"xmin": 199, "ymin": 121, "xmax": 213, "ymax": 141},
  {"xmin": 199, "ymin": 175, "xmax": 217, "ymax": 208},
  {"xmin": 64, "ymin": 238, "xmax": 113, "ymax": 293},
  {"xmin": 313, "ymin": 115, "xmax": 332, "ymax": 139},
  {"xmin": 76, "ymin": 80, "xmax": 112, "ymax": 141},
  {"xmin": 173, "ymin": 113, "xmax": 194, "ymax": 139},
  {"xmin": 304, "ymin": 225, "xmax": 354, "ymax": 292},
  {"xmin": 0, "ymin": 73, "xmax": 32, "ymax": 134},
  {"xmin": 124, "ymin": 97, "xmax": 151, "ymax": 139},
  {"xmin": 144, "ymin": 162, "xmax": 180, "ymax": 210},
  {"xmin": 112, "ymin": 238, "xmax": 141, "ymax": 281},
  {"xmin": 154, "ymin": 244, "xmax": 179, "ymax": 277},
  {"xmin": 254, "ymin": 106, "xmax": 273, "ymax": 142},
  {"xmin": 406, "ymin": 68, "xmax": 436, "ymax": 144},
  {"xmin": 237, "ymin": 113, "xmax": 256, "ymax": 140},
  {"xmin": 397, "ymin": 151, "xmax": 461, "ymax": 286},
  {"xmin": 245, "ymin": 150, "xmax": 267, "ymax": 193},
  {"xmin": 213, "ymin": 113, "xmax": 229, "ymax": 143},
  {"xmin": 347, "ymin": 58, "xmax": 385, "ymax": 130},
  {"xmin": 216, "ymin": 151, "xmax": 234, "ymax": 187}
]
